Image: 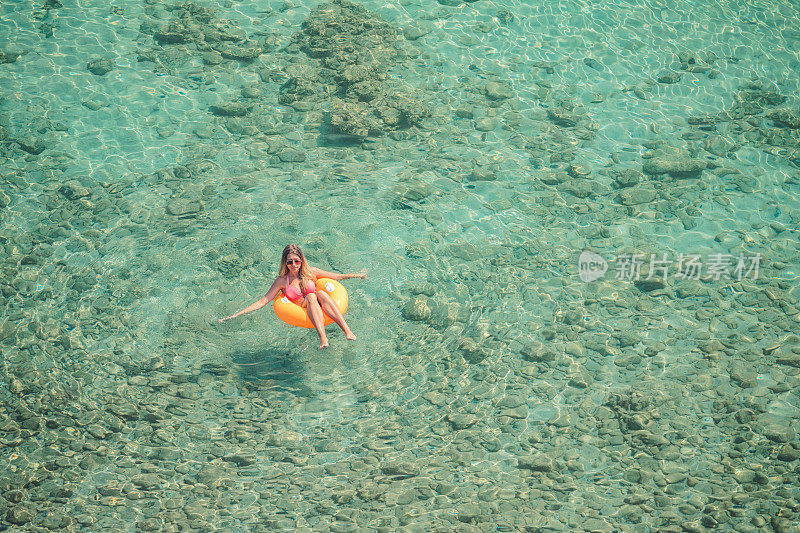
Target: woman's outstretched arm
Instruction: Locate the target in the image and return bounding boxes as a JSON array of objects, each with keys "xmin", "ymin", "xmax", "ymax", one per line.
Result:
[
  {"xmin": 311, "ymin": 266, "xmax": 366, "ymax": 281},
  {"xmin": 218, "ymin": 277, "xmax": 283, "ymax": 322}
]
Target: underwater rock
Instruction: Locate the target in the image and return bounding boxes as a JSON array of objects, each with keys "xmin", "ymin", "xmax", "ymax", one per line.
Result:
[
  {"xmin": 241, "ymin": 84, "xmax": 262, "ymax": 99},
  {"xmin": 559, "ymin": 179, "xmax": 594, "ymax": 198},
  {"xmin": 617, "ymin": 187, "xmax": 656, "ymax": 205},
  {"xmin": 583, "ymin": 57, "xmax": 604, "ymax": 71},
  {"xmin": 214, "ymin": 254, "xmax": 248, "ymax": 276},
  {"xmin": 657, "ymin": 70, "xmax": 681, "ymax": 84},
  {"xmin": 606, "ymin": 390, "xmax": 651, "ymax": 420},
  {"xmin": 107, "ymin": 403, "xmax": 139, "ymax": 420},
  {"xmin": 702, "ymin": 134, "xmax": 739, "ymax": 157},
  {"xmin": 613, "ymin": 169, "xmax": 641, "ymax": 188},
  {"xmin": 204, "ymin": 23, "xmax": 247, "ymax": 43},
  {"xmin": 131, "ymin": 473, "xmax": 162, "ymax": 491},
  {"xmin": 402, "ymin": 296, "xmax": 430, "ymax": 321},
  {"xmin": 546, "ymin": 108, "xmax": 579, "ymax": 127},
  {"xmin": 166, "ymin": 197, "xmax": 201, "ymax": 217},
  {"xmin": 772, "ymin": 517, "xmax": 793, "ymax": 533},
  {"xmin": 456, "ymin": 504, "xmax": 481, "ymax": 524},
  {"xmin": 87, "ymin": 58, "xmax": 114, "ymax": 75},
  {"xmin": 482, "ymin": 81, "xmax": 514, "ymax": 101},
  {"xmin": 517, "ymin": 455, "xmax": 554, "ymax": 472},
  {"xmin": 5, "ymin": 506, "xmax": 34, "ymax": 525},
  {"xmin": 766, "ymin": 108, "xmax": 800, "ymax": 129},
  {"xmin": 688, "ymin": 114, "xmax": 718, "ymax": 130},
  {"xmin": 0, "ymin": 321, "xmax": 16, "ymax": 342},
  {"xmin": 58, "ymin": 180, "xmax": 91, "ymax": 200},
  {"xmin": 403, "ymin": 22, "xmax": 433, "ymax": 40},
  {"xmin": 381, "ymin": 461, "xmax": 420, "ymax": 477},
  {"xmin": 224, "ymin": 117, "xmax": 259, "ymax": 136},
  {"xmin": 454, "ymin": 105, "xmax": 474, "ymax": 119},
  {"xmin": 427, "ymin": 300, "xmax": 460, "ymax": 328},
  {"xmin": 215, "ymin": 42, "xmax": 262, "ymax": 61},
  {"xmin": 634, "ymin": 277, "xmax": 665, "ymax": 292},
  {"xmin": 409, "ymin": 282, "xmax": 436, "ymax": 297},
  {"xmin": 137, "ymin": 0, "xmax": 262, "ymax": 90},
  {"xmin": 38, "ymin": 22, "xmax": 53, "ymax": 38},
  {"xmin": 459, "ymin": 338, "xmax": 488, "ymax": 364},
  {"xmin": 281, "ymin": 0, "xmax": 430, "ymax": 138},
  {"xmin": 202, "ymin": 50, "xmax": 224, "ymax": 65},
  {"xmin": 136, "ymin": 48, "xmax": 158, "ymax": 63},
  {"xmin": 568, "ymin": 369, "xmax": 592, "ymax": 389},
  {"xmin": 736, "ymin": 86, "xmax": 786, "ymax": 108},
  {"xmin": 447, "ymin": 241, "xmax": 484, "ymax": 261},
  {"xmin": 760, "ymin": 422, "xmax": 795, "ymax": 444},
  {"xmin": 152, "ymin": 23, "xmax": 193, "ymax": 45},
  {"xmin": 446, "ymin": 413, "xmax": 477, "ymax": 430},
  {"xmin": 728, "ymin": 364, "xmax": 756, "ymax": 388},
  {"xmin": 775, "ymin": 347, "xmax": 800, "ymax": 368},
  {"xmin": 392, "ymin": 179, "xmax": 431, "ymax": 205},
  {"xmin": 0, "ymin": 51, "xmax": 22, "ymax": 64},
  {"xmin": 475, "ymin": 117, "xmax": 497, "ymax": 131},
  {"xmin": 676, "ymin": 50, "xmax": 716, "ymax": 73},
  {"xmin": 777, "ymin": 445, "xmax": 800, "ymax": 462},
  {"xmin": 329, "ymin": 100, "xmax": 379, "ymax": 137},
  {"xmin": 276, "ymin": 147, "xmax": 306, "ymax": 163},
  {"xmin": 82, "ymin": 99, "xmax": 104, "ymax": 111},
  {"xmin": 294, "ymin": 0, "xmax": 394, "ymax": 59},
  {"xmin": 195, "ymin": 465, "xmax": 226, "ymax": 485},
  {"xmin": 466, "ymin": 167, "xmax": 496, "ymax": 181},
  {"xmin": 497, "ymin": 9, "xmax": 514, "ymax": 24},
  {"xmin": 642, "ymin": 145, "xmax": 706, "ymax": 178},
  {"xmin": 567, "ymin": 164, "xmax": 591, "ymax": 179},
  {"xmin": 405, "ymin": 241, "xmax": 431, "ymax": 259},
  {"xmin": 643, "ymin": 157, "xmax": 707, "ymax": 177},
  {"xmin": 15, "ymin": 135, "xmax": 46, "ymax": 155},
  {"xmin": 223, "ymin": 452, "xmax": 256, "ymax": 466},
  {"xmin": 210, "ymin": 101, "xmax": 252, "ymax": 117},
  {"xmin": 377, "ymin": 93, "xmax": 429, "ymax": 128},
  {"xmin": 520, "ymin": 342, "xmax": 555, "ymax": 363},
  {"xmin": 539, "ymin": 171, "xmax": 569, "ymax": 185}
]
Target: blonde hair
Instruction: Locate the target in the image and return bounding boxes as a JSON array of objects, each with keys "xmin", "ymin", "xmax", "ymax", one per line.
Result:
[{"xmin": 279, "ymin": 244, "xmax": 315, "ymax": 295}]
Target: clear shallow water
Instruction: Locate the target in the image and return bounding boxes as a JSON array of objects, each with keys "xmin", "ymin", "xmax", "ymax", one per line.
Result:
[{"xmin": 1, "ymin": 0, "xmax": 800, "ymax": 531}]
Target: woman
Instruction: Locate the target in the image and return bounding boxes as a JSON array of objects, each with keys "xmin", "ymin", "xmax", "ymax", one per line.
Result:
[{"xmin": 218, "ymin": 244, "xmax": 365, "ymax": 349}]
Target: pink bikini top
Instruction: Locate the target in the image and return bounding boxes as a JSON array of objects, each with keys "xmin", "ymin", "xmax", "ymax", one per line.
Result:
[{"xmin": 285, "ymin": 278, "xmax": 316, "ymax": 302}]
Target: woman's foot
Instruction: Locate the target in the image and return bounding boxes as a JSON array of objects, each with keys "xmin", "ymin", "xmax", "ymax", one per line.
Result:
[
  {"xmin": 344, "ymin": 328, "xmax": 356, "ymax": 341},
  {"xmin": 320, "ymin": 335, "xmax": 329, "ymax": 349}
]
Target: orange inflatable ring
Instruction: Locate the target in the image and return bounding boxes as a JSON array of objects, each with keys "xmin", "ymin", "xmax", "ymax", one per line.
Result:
[{"xmin": 273, "ymin": 278, "xmax": 348, "ymax": 329}]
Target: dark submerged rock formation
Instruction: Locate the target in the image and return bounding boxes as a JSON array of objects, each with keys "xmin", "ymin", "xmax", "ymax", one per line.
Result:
[{"xmin": 279, "ymin": 0, "xmax": 430, "ymax": 138}]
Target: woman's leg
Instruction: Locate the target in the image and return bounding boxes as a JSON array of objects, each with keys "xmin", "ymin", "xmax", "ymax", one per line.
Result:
[
  {"xmin": 304, "ymin": 294, "xmax": 329, "ymax": 348},
  {"xmin": 316, "ymin": 291, "xmax": 356, "ymax": 340}
]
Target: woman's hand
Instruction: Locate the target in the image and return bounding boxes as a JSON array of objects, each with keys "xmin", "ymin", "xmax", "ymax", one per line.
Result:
[
  {"xmin": 352, "ymin": 270, "xmax": 367, "ymax": 279},
  {"xmin": 218, "ymin": 315, "xmax": 235, "ymax": 323}
]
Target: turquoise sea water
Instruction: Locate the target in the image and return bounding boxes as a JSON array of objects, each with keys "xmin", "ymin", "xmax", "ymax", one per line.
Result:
[{"xmin": 1, "ymin": 0, "xmax": 800, "ymax": 530}]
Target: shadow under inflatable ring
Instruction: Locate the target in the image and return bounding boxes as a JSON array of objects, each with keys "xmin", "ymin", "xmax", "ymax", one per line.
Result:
[{"xmin": 273, "ymin": 278, "xmax": 349, "ymax": 329}]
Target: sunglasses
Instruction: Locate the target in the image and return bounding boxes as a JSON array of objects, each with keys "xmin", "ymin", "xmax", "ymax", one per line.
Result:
[{"xmin": 286, "ymin": 259, "xmax": 301, "ymax": 265}]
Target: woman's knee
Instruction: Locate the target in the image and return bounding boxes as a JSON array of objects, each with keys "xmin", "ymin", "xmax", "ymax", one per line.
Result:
[
  {"xmin": 306, "ymin": 293, "xmax": 320, "ymax": 306},
  {"xmin": 316, "ymin": 291, "xmax": 333, "ymax": 304}
]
